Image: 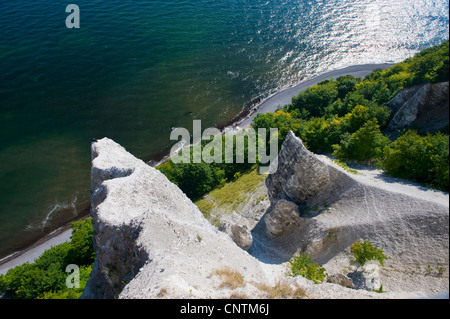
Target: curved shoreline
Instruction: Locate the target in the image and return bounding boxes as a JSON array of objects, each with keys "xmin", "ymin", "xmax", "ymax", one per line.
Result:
[
  {"xmin": 236, "ymin": 63, "xmax": 395, "ymax": 129},
  {"xmin": 0, "ymin": 62, "xmax": 394, "ymax": 274}
]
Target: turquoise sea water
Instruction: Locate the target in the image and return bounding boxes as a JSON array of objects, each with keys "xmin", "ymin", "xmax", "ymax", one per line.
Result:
[{"xmin": 0, "ymin": 0, "xmax": 449, "ymax": 258}]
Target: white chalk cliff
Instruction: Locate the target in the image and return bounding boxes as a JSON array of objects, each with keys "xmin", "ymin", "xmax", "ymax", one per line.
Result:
[{"xmin": 82, "ymin": 136, "xmax": 449, "ymax": 299}]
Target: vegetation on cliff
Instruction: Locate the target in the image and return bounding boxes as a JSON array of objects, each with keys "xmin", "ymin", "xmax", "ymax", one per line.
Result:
[
  {"xmin": 1, "ymin": 41, "xmax": 447, "ymax": 299},
  {"xmin": 253, "ymin": 40, "xmax": 449, "ymax": 190},
  {"xmin": 0, "ymin": 218, "xmax": 94, "ymax": 299}
]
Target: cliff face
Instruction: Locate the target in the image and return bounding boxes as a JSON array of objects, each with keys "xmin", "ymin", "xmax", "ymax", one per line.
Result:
[
  {"xmin": 258, "ymin": 132, "xmax": 449, "ymax": 294},
  {"xmin": 385, "ymin": 81, "xmax": 449, "ymax": 134},
  {"xmin": 82, "ymin": 138, "xmax": 278, "ymax": 299},
  {"xmin": 83, "ymin": 136, "xmax": 449, "ymax": 299},
  {"xmin": 262, "ymin": 132, "xmax": 449, "ymax": 262}
]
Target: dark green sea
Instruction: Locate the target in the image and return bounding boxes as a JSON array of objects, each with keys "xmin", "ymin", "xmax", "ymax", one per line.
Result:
[{"xmin": 0, "ymin": 0, "xmax": 449, "ymax": 259}]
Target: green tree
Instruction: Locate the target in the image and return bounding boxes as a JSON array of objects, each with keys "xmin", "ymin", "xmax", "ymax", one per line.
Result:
[
  {"xmin": 408, "ymin": 41, "xmax": 449, "ymax": 85},
  {"xmin": 252, "ymin": 110, "xmax": 303, "ymax": 147},
  {"xmin": 0, "ymin": 218, "xmax": 95, "ymax": 299},
  {"xmin": 341, "ymin": 105, "xmax": 371, "ymax": 133},
  {"xmin": 291, "ymin": 80, "xmax": 339, "ymax": 117},
  {"xmin": 340, "ymin": 92, "xmax": 374, "ymax": 114},
  {"xmin": 66, "ymin": 218, "xmax": 95, "ymax": 266},
  {"xmin": 382, "ymin": 130, "xmax": 449, "ymax": 189},
  {"xmin": 302, "ymin": 116, "xmax": 343, "ymax": 153},
  {"xmin": 336, "ymin": 75, "xmax": 361, "ymax": 99},
  {"xmin": 176, "ymin": 162, "xmax": 221, "ymax": 200},
  {"xmin": 333, "ymin": 119, "xmax": 390, "ymax": 162}
]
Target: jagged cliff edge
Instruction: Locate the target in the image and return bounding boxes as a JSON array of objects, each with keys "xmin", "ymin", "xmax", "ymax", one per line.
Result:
[{"xmin": 82, "ymin": 132, "xmax": 448, "ymax": 299}]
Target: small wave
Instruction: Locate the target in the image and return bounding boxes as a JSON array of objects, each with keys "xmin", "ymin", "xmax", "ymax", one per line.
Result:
[{"xmin": 40, "ymin": 196, "xmax": 78, "ymax": 230}]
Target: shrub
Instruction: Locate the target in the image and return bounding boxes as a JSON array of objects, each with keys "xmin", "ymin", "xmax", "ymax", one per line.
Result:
[
  {"xmin": 66, "ymin": 218, "xmax": 95, "ymax": 266},
  {"xmin": 287, "ymin": 253, "xmax": 327, "ymax": 284},
  {"xmin": 350, "ymin": 240, "xmax": 387, "ymax": 266},
  {"xmin": 291, "ymin": 80, "xmax": 339, "ymax": 117},
  {"xmin": 332, "ymin": 119, "xmax": 391, "ymax": 163},
  {"xmin": 302, "ymin": 116, "xmax": 343, "ymax": 153},
  {"xmin": 382, "ymin": 130, "xmax": 449, "ymax": 190}
]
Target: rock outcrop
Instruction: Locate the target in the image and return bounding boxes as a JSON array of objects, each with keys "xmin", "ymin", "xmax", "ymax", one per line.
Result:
[
  {"xmin": 264, "ymin": 199, "xmax": 303, "ymax": 238},
  {"xmin": 83, "ymin": 136, "xmax": 449, "ymax": 299},
  {"xmin": 385, "ymin": 81, "xmax": 449, "ymax": 134},
  {"xmin": 82, "ymin": 138, "xmax": 275, "ymax": 299},
  {"xmin": 218, "ymin": 222, "xmax": 253, "ymax": 250},
  {"xmin": 325, "ymin": 274, "xmax": 355, "ymax": 289},
  {"xmin": 256, "ymin": 131, "xmax": 449, "ymax": 295}
]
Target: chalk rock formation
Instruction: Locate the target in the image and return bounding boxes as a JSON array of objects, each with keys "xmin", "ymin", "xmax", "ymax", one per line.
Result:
[
  {"xmin": 348, "ymin": 261, "xmax": 382, "ymax": 292},
  {"xmin": 82, "ymin": 138, "xmax": 276, "ymax": 299},
  {"xmin": 218, "ymin": 222, "xmax": 253, "ymax": 250},
  {"xmin": 259, "ymin": 132, "xmax": 449, "ymax": 294},
  {"xmin": 266, "ymin": 132, "xmax": 356, "ymax": 209},
  {"xmin": 264, "ymin": 199, "xmax": 303, "ymax": 238},
  {"xmin": 326, "ymin": 274, "xmax": 355, "ymax": 290},
  {"xmin": 385, "ymin": 81, "xmax": 449, "ymax": 133},
  {"xmin": 82, "ymin": 136, "xmax": 449, "ymax": 299}
]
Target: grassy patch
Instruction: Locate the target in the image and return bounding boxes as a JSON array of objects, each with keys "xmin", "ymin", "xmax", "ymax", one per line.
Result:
[
  {"xmin": 213, "ymin": 268, "xmax": 245, "ymax": 290},
  {"xmin": 195, "ymin": 167, "xmax": 266, "ymax": 221},
  {"xmin": 331, "ymin": 159, "xmax": 362, "ymax": 175},
  {"xmin": 255, "ymin": 282, "xmax": 306, "ymax": 299}
]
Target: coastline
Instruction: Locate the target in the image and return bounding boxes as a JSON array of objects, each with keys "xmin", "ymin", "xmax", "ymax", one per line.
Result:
[
  {"xmin": 0, "ymin": 209, "xmax": 89, "ymax": 275},
  {"xmin": 146, "ymin": 62, "xmax": 395, "ymax": 167},
  {"xmin": 0, "ymin": 62, "xmax": 394, "ymax": 275},
  {"xmin": 235, "ymin": 63, "xmax": 395, "ymax": 129}
]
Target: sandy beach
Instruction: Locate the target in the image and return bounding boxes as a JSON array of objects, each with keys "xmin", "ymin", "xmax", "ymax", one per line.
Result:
[{"xmin": 0, "ymin": 62, "xmax": 394, "ymax": 276}]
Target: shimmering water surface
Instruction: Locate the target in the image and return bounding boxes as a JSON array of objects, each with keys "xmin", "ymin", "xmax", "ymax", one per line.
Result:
[{"xmin": 0, "ymin": 0, "xmax": 448, "ymax": 258}]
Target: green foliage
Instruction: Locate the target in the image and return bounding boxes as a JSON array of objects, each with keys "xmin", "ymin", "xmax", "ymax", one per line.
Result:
[
  {"xmin": 158, "ymin": 133, "xmax": 259, "ymax": 200},
  {"xmin": 332, "ymin": 119, "xmax": 391, "ymax": 163},
  {"xmin": 336, "ymin": 75, "xmax": 362, "ymax": 99},
  {"xmin": 341, "ymin": 92, "xmax": 373, "ymax": 114},
  {"xmin": 252, "ymin": 110, "xmax": 303, "ymax": 147},
  {"xmin": 350, "ymin": 240, "xmax": 387, "ymax": 267},
  {"xmin": 0, "ymin": 218, "xmax": 94, "ymax": 299},
  {"xmin": 66, "ymin": 219, "xmax": 95, "ymax": 266},
  {"xmin": 287, "ymin": 253, "xmax": 327, "ymax": 284},
  {"xmin": 175, "ymin": 162, "xmax": 223, "ymax": 200},
  {"xmin": 366, "ymin": 41, "xmax": 449, "ymax": 92},
  {"xmin": 408, "ymin": 41, "xmax": 449, "ymax": 85},
  {"xmin": 299, "ymin": 116, "xmax": 342, "ymax": 153},
  {"xmin": 331, "ymin": 159, "xmax": 362, "ymax": 175},
  {"xmin": 382, "ymin": 130, "xmax": 449, "ymax": 189},
  {"xmin": 354, "ymin": 79, "xmax": 391, "ymax": 104},
  {"xmin": 341, "ymin": 105, "xmax": 371, "ymax": 133},
  {"xmin": 291, "ymin": 79, "xmax": 339, "ymax": 118}
]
